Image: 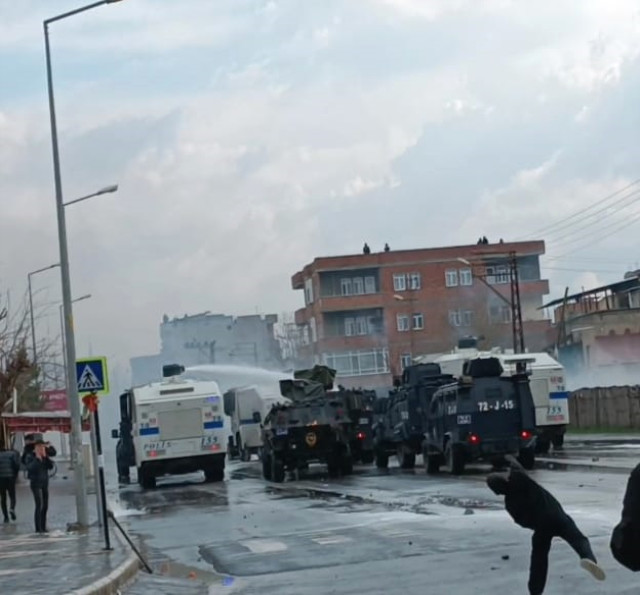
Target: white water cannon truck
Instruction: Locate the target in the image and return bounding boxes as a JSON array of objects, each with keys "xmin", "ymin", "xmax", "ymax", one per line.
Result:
[{"xmin": 113, "ymin": 363, "xmax": 229, "ymax": 489}]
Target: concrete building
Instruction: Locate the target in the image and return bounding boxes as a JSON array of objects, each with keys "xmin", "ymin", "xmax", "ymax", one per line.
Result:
[
  {"xmin": 130, "ymin": 312, "xmax": 282, "ymax": 386},
  {"xmin": 291, "ymin": 240, "xmax": 551, "ymax": 390},
  {"xmin": 544, "ymin": 270, "xmax": 640, "ymax": 387}
]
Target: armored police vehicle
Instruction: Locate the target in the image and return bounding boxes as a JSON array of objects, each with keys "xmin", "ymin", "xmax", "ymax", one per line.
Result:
[
  {"xmin": 423, "ymin": 355, "xmax": 537, "ymax": 475},
  {"xmin": 336, "ymin": 386, "xmax": 376, "ymax": 464},
  {"xmin": 372, "ymin": 363, "xmax": 455, "ymax": 469},
  {"xmin": 260, "ymin": 366, "xmax": 353, "ymax": 483},
  {"xmin": 420, "ymin": 337, "xmax": 569, "ymax": 453},
  {"xmin": 113, "ymin": 364, "xmax": 229, "ymax": 489}
]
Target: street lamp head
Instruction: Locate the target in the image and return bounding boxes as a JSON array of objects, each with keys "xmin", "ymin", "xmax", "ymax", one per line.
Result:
[
  {"xmin": 76, "ymin": 294, "xmax": 92, "ymax": 302},
  {"xmin": 97, "ymin": 184, "xmax": 118, "ymax": 195},
  {"xmin": 393, "ymin": 294, "xmax": 405, "ymax": 301},
  {"xmin": 457, "ymin": 257, "xmax": 471, "ymax": 266}
]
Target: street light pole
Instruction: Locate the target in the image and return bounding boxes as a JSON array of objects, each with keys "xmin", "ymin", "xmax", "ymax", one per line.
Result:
[
  {"xmin": 27, "ymin": 264, "xmax": 60, "ymax": 371},
  {"xmin": 44, "ymin": 0, "xmax": 124, "ymax": 529}
]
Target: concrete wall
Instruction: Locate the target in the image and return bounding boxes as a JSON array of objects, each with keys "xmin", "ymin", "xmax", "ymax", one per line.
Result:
[{"xmin": 569, "ymin": 385, "xmax": 640, "ymax": 429}]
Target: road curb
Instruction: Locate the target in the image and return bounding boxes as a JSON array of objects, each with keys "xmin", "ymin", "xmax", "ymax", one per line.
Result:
[{"xmin": 65, "ymin": 527, "xmax": 142, "ymax": 595}]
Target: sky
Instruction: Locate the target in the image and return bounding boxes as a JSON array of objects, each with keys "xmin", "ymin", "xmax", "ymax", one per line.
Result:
[{"xmin": 1, "ymin": 0, "xmax": 640, "ymax": 383}]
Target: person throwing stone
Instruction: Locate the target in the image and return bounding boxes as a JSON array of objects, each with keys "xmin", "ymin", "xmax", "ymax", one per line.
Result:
[{"xmin": 486, "ymin": 454, "xmax": 606, "ymax": 594}]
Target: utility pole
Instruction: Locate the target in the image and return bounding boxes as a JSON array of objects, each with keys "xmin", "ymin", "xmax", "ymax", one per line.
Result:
[{"xmin": 508, "ymin": 251, "xmax": 525, "ymax": 354}]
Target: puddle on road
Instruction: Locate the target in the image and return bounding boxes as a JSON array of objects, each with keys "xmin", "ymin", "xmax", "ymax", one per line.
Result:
[{"xmin": 119, "ymin": 485, "xmax": 229, "ymax": 514}]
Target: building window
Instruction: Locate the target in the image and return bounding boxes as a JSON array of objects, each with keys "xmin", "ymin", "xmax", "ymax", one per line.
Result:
[
  {"xmin": 344, "ymin": 317, "xmax": 356, "ymax": 336},
  {"xmin": 304, "ymin": 278, "xmax": 314, "ymax": 304},
  {"xmin": 364, "ymin": 276, "xmax": 376, "ymax": 294},
  {"xmin": 459, "ymin": 269, "xmax": 473, "ymax": 286},
  {"xmin": 412, "ymin": 313, "xmax": 424, "ymax": 330},
  {"xmin": 324, "ymin": 348, "xmax": 390, "ymax": 377},
  {"xmin": 397, "ymin": 314, "xmax": 410, "ymax": 332},
  {"xmin": 340, "ymin": 278, "xmax": 353, "ymax": 296},
  {"xmin": 489, "ymin": 305, "xmax": 512, "ymax": 323},
  {"xmin": 309, "ymin": 317, "xmax": 317, "ymax": 342},
  {"xmin": 445, "ymin": 269, "xmax": 458, "ymax": 287},
  {"xmin": 393, "ymin": 274, "xmax": 407, "ymax": 292},
  {"xmin": 462, "ymin": 310, "xmax": 474, "ymax": 327},
  {"xmin": 356, "ymin": 316, "xmax": 368, "ymax": 336},
  {"xmin": 409, "ymin": 273, "xmax": 421, "ymax": 290},
  {"xmin": 487, "ymin": 265, "xmax": 509, "ymax": 285},
  {"xmin": 353, "ymin": 277, "xmax": 364, "ymax": 295},
  {"xmin": 448, "ymin": 310, "xmax": 462, "ymax": 327},
  {"xmin": 400, "ymin": 354, "xmax": 413, "ymax": 370}
]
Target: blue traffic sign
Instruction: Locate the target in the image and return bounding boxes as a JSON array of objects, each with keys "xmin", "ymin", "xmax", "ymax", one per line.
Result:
[{"xmin": 76, "ymin": 357, "xmax": 109, "ymax": 394}]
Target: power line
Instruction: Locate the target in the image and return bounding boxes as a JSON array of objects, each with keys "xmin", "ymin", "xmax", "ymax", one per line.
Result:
[
  {"xmin": 539, "ymin": 187, "xmax": 640, "ymax": 243},
  {"xmin": 547, "ymin": 210, "xmax": 640, "ymax": 261},
  {"xmin": 519, "ymin": 177, "xmax": 640, "ymax": 240}
]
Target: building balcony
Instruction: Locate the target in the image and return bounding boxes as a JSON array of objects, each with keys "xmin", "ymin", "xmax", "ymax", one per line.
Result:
[
  {"xmin": 316, "ymin": 334, "xmax": 388, "ymax": 352},
  {"xmin": 315, "ymin": 294, "xmax": 385, "ymax": 312}
]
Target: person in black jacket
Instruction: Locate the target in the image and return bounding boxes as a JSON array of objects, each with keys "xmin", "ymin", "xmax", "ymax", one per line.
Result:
[
  {"xmin": 610, "ymin": 463, "xmax": 640, "ymax": 571},
  {"xmin": 25, "ymin": 440, "xmax": 54, "ymax": 534},
  {"xmin": 487, "ymin": 455, "xmax": 606, "ymax": 594},
  {"xmin": 0, "ymin": 445, "xmax": 20, "ymax": 522},
  {"xmin": 21, "ymin": 433, "xmax": 57, "ymax": 467}
]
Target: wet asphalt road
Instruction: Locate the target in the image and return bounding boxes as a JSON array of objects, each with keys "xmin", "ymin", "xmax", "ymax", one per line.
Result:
[{"xmin": 113, "ymin": 445, "xmax": 640, "ymax": 595}]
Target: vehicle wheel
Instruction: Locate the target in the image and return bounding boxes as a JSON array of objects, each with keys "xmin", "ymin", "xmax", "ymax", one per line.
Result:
[
  {"xmin": 535, "ymin": 439, "xmax": 551, "ymax": 455},
  {"xmin": 426, "ymin": 454, "xmax": 441, "ymax": 475},
  {"xmin": 375, "ymin": 449, "xmax": 389, "ymax": 469},
  {"xmin": 340, "ymin": 455, "xmax": 354, "ymax": 476},
  {"xmin": 204, "ymin": 466, "xmax": 224, "ymax": 482},
  {"xmin": 271, "ymin": 456, "xmax": 285, "ymax": 483},
  {"xmin": 139, "ymin": 467, "xmax": 156, "ymax": 490},
  {"xmin": 399, "ymin": 450, "xmax": 416, "ymax": 470},
  {"xmin": 262, "ymin": 452, "xmax": 272, "ymax": 480},
  {"xmin": 327, "ymin": 456, "xmax": 341, "ymax": 478},
  {"xmin": 240, "ymin": 444, "xmax": 251, "ymax": 462},
  {"xmin": 447, "ymin": 443, "xmax": 465, "ymax": 476},
  {"xmin": 361, "ymin": 451, "xmax": 374, "ymax": 465},
  {"xmin": 552, "ymin": 433, "xmax": 564, "ymax": 450},
  {"xmin": 518, "ymin": 447, "xmax": 535, "ymax": 470}
]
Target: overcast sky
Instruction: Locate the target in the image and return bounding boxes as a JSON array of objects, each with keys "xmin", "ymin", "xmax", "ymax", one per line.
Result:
[{"xmin": 2, "ymin": 0, "xmax": 640, "ymax": 379}]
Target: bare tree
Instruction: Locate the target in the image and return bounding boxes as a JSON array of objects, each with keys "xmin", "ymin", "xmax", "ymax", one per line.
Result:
[{"xmin": 0, "ymin": 290, "xmax": 61, "ymax": 446}]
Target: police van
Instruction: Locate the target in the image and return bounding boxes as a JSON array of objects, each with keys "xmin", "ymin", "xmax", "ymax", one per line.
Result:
[
  {"xmin": 113, "ymin": 364, "xmax": 229, "ymax": 489},
  {"xmin": 223, "ymin": 384, "xmax": 290, "ymax": 461}
]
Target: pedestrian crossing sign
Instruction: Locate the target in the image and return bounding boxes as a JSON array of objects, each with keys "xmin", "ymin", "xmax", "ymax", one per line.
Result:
[{"xmin": 75, "ymin": 357, "xmax": 109, "ymax": 395}]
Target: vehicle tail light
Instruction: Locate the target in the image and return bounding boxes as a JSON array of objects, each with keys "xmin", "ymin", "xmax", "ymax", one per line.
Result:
[
  {"xmin": 148, "ymin": 450, "xmax": 157, "ymax": 458},
  {"xmin": 468, "ymin": 433, "xmax": 480, "ymax": 444},
  {"xmin": 356, "ymin": 432, "xmax": 365, "ymax": 440},
  {"xmin": 521, "ymin": 430, "xmax": 532, "ymax": 440}
]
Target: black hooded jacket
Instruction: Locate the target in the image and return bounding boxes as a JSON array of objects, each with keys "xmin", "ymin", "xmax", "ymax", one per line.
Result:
[
  {"xmin": 611, "ymin": 464, "xmax": 640, "ymax": 571},
  {"xmin": 489, "ymin": 468, "xmax": 567, "ymax": 531},
  {"xmin": 0, "ymin": 449, "xmax": 20, "ymax": 480}
]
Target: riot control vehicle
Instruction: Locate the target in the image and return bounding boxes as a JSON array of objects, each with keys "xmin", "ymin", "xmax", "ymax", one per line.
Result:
[
  {"xmin": 113, "ymin": 364, "xmax": 229, "ymax": 489},
  {"xmin": 260, "ymin": 366, "xmax": 354, "ymax": 483},
  {"xmin": 372, "ymin": 363, "xmax": 455, "ymax": 469},
  {"xmin": 423, "ymin": 355, "xmax": 537, "ymax": 475},
  {"xmin": 335, "ymin": 386, "xmax": 376, "ymax": 464}
]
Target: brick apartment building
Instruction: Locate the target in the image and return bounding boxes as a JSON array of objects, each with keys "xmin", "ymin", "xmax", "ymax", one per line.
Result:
[{"xmin": 291, "ymin": 240, "xmax": 551, "ymax": 390}]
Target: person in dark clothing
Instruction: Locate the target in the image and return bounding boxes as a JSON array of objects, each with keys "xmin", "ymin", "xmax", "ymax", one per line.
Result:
[
  {"xmin": 363, "ymin": 242, "xmax": 371, "ymax": 255},
  {"xmin": 21, "ymin": 434, "xmax": 56, "ymax": 467},
  {"xmin": 0, "ymin": 445, "xmax": 20, "ymax": 522},
  {"xmin": 610, "ymin": 463, "xmax": 640, "ymax": 571},
  {"xmin": 25, "ymin": 440, "xmax": 54, "ymax": 534},
  {"xmin": 487, "ymin": 455, "xmax": 605, "ymax": 594}
]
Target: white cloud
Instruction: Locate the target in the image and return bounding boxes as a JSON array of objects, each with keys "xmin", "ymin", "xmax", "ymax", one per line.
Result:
[{"xmin": 2, "ymin": 0, "xmax": 640, "ymax": 379}]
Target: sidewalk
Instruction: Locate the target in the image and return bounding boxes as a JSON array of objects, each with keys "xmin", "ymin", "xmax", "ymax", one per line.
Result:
[{"xmin": 0, "ymin": 467, "xmax": 139, "ymax": 595}]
